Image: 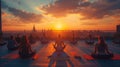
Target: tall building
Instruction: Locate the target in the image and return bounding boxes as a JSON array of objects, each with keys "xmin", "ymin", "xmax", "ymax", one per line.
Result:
[
  {"xmin": 0, "ymin": 21, "xmax": 2, "ymax": 35},
  {"xmin": 33, "ymin": 25, "xmax": 36, "ymax": 32},
  {"xmin": 0, "ymin": 2, "xmax": 2, "ymax": 36},
  {"xmin": 117, "ymin": 25, "xmax": 120, "ymax": 32}
]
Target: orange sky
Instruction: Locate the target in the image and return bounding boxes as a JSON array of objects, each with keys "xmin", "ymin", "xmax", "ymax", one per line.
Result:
[
  {"xmin": 2, "ymin": 13, "xmax": 119, "ymax": 31},
  {"xmin": 1, "ymin": 0, "xmax": 120, "ymax": 31}
]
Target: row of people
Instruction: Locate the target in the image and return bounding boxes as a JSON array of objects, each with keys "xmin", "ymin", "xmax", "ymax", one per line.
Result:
[
  {"xmin": 18, "ymin": 34, "xmax": 113, "ymax": 66},
  {"xmin": 49, "ymin": 35, "xmax": 114, "ymax": 67},
  {"xmin": 7, "ymin": 35, "xmax": 36, "ymax": 58},
  {"xmin": 53, "ymin": 35, "xmax": 114, "ymax": 59},
  {"xmin": 0, "ymin": 34, "xmax": 35, "ymax": 58},
  {"xmin": 1, "ymin": 34, "xmax": 114, "ymax": 59}
]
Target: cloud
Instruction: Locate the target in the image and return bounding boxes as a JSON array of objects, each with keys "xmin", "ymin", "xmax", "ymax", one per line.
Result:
[
  {"xmin": 82, "ymin": 0, "xmax": 120, "ymax": 19},
  {"xmin": 41, "ymin": 0, "xmax": 120, "ymax": 19},
  {"xmin": 2, "ymin": 11, "xmax": 23, "ymax": 26},
  {"xmin": 7, "ymin": 8, "xmax": 43, "ymax": 22},
  {"xmin": 1, "ymin": 0, "xmax": 43, "ymax": 23},
  {"xmin": 41, "ymin": 0, "xmax": 82, "ymax": 17}
]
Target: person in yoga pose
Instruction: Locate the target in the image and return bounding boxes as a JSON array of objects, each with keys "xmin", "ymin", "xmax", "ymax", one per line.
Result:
[
  {"xmin": 91, "ymin": 36, "xmax": 113, "ymax": 59},
  {"xmin": 48, "ymin": 34, "xmax": 74, "ymax": 67},
  {"xmin": 53, "ymin": 34, "xmax": 65, "ymax": 51},
  {"xmin": 19, "ymin": 35, "xmax": 35, "ymax": 58}
]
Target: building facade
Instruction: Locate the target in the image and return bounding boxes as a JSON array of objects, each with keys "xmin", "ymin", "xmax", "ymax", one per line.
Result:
[
  {"xmin": 117, "ymin": 25, "xmax": 120, "ymax": 32},
  {"xmin": 0, "ymin": 21, "xmax": 2, "ymax": 35}
]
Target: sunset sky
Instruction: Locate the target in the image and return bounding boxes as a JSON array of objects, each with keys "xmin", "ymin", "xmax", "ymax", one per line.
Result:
[{"xmin": 1, "ymin": 0, "xmax": 120, "ymax": 31}]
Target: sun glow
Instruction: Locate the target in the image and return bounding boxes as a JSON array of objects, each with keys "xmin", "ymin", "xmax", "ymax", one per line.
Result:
[{"xmin": 53, "ymin": 23, "xmax": 65, "ymax": 30}]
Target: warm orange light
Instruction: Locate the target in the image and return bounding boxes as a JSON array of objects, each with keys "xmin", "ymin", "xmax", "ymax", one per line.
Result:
[{"xmin": 53, "ymin": 23, "xmax": 64, "ymax": 30}]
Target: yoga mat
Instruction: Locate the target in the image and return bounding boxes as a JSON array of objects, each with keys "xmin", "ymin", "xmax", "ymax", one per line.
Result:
[{"xmin": 83, "ymin": 54, "xmax": 120, "ymax": 60}]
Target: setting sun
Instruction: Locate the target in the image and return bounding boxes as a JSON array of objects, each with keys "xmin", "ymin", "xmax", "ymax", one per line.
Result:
[{"xmin": 53, "ymin": 23, "xmax": 65, "ymax": 30}]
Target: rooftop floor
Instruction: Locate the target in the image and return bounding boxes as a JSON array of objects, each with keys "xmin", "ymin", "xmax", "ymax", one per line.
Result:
[{"xmin": 0, "ymin": 40, "xmax": 120, "ymax": 67}]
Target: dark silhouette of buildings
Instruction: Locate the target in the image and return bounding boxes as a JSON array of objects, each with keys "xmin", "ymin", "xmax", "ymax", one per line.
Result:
[
  {"xmin": 0, "ymin": 2, "xmax": 2, "ymax": 36},
  {"xmin": 117, "ymin": 25, "xmax": 120, "ymax": 32},
  {"xmin": 0, "ymin": 21, "xmax": 2, "ymax": 36}
]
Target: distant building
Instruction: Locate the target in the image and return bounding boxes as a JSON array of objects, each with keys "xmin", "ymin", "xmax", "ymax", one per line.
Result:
[
  {"xmin": 0, "ymin": 3, "xmax": 2, "ymax": 36},
  {"xmin": 0, "ymin": 21, "xmax": 2, "ymax": 35},
  {"xmin": 33, "ymin": 25, "xmax": 36, "ymax": 32},
  {"xmin": 117, "ymin": 25, "xmax": 120, "ymax": 32}
]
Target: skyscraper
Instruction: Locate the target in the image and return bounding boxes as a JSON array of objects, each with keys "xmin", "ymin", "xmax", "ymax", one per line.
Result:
[
  {"xmin": 117, "ymin": 25, "xmax": 120, "ymax": 32},
  {"xmin": 33, "ymin": 25, "xmax": 36, "ymax": 32},
  {"xmin": 0, "ymin": 20, "xmax": 2, "ymax": 36},
  {"xmin": 0, "ymin": 2, "xmax": 2, "ymax": 36}
]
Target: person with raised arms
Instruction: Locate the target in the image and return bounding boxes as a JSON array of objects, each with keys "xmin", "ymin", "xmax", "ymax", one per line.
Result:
[{"xmin": 48, "ymin": 34, "xmax": 74, "ymax": 67}]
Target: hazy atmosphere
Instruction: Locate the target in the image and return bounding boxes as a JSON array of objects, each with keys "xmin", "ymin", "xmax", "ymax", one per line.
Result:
[{"xmin": 1, "ymin": 0, "xmax": 120, "ymax": 31}]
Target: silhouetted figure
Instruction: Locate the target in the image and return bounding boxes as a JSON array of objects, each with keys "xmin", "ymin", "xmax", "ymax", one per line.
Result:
[
  {"xmin": 19, "ymin": 35, "xmax": 35, "ymax": 58},
  {"xmin": 91, "ymin": 36, "xmax": 113, "ymax": 59},
  {"xmin": 53, "ymin": 35, "xmax": 65, "ymax": 51},
  {"xmin": 7, "ymin": 35, "xmax": 19, "ymax": 50},
  {"xmin": 48, "ymin": 34, "xmax": 74, "ymax": 67},
  {"xmin": 54, "ymin": 34, "xmax": 65, "ymax": 50}
]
